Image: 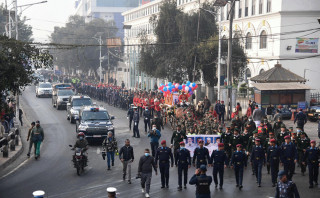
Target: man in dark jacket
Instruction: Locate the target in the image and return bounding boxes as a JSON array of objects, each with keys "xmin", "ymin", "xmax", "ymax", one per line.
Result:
[
  {"xmin": 143, "ymin": 107, "xmax": 152, "ymax": 132},
  {"xmin": 138, "ymin": 148, "xmax": 157, "ymax": 198},
  {"xmin": 203, "ymin": 96, "xmax": 211, "ymax": 113},
  {"xmin": 151, "ymin": 114, "xmax": 164, "ymax": 132},
  {"xmin": 294, "ymin": 109, "xmax": 307, "ymax": 131},
  {"xmin": 31, "ymin": 120, "xmax": 44, "ymax": 160},
  {"xmin": 102, "ymin": 132, "xmax": 118, "ymax": 170},
  {"xmin": 133, "ymin": 107, "xmax": 140, "ymax": 138},
  {"xmin": 119, "ymin": 139, "xmax": 134, "ymax": 184},
  {"xmin": 127, "ymin": 104, "xmax": 134, "ymax": 130}
]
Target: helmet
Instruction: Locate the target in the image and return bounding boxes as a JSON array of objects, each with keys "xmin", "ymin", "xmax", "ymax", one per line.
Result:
[{"xmin": 77, "ymin": 132, "xmax": 85, "ymax": 137}]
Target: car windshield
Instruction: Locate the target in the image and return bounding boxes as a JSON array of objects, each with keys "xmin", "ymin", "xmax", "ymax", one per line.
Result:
[
  {"xmin": 73, "ymin": 99, "xmax": 92, "ymax": 106},
  {"xmin": 54, "ymin": 84, "xmax": 72, "ymax": 89},
  {"xmin": 82, "ymin": 111, "xmax": 109, "ymax": 121},
  {"xmin": 58, "ymin": 90, "xmax": 74, "ymax": 96},
  {"xmin": 39, "ymin": 84, "xmax": 51, "ymax": 88}
]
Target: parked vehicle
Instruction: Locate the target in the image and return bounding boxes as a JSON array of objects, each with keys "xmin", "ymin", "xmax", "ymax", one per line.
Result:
[
  {"xmin": 307, "ymin": 105, "xmax": 320, "ymax": 122},
  {"xmin": 36, "ymin": 82, "xmax": 52, "ymax": 98}
]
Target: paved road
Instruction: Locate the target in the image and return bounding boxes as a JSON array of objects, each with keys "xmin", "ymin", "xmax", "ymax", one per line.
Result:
[{"xmin": 0, "ymin": 86, "xmax": 319, "ymax": 198}]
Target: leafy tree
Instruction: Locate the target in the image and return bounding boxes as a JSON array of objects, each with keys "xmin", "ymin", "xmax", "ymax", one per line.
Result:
[
  {"xmin": 0, "ymin": 5, "xmax": 33, "ymax": 42},
  {"xmin": 50, "ymin": 15, "xmax": 120, "ymax": 80},
  {"xmin": 138, "ymin": 0, "xmax": 247, "ymax": 87},
  {"xmin": 0, "ymin": 35, "xmax": 53, "ymax": 107}
]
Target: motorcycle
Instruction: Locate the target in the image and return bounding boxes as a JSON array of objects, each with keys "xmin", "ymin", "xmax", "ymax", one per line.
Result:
[{"xmin": 69, "ymin": 145, "xmax": 87, "ymax": 176}]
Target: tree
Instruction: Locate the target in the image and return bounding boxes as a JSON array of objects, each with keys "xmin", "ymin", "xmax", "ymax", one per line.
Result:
[
  {"xmin": 0, "ymin": 36, "xmax": 53, "ymax": 108},
  {"xmin": 50, "ymin": 15, "xmax": 120, "ymax": 79},
  {"xmin": 138, "ymin": 0, "xmax": 247, "ymax": 87},
  {"xmin": 0, "ymin": 5, "xmax": 33, "ymax": 42}
]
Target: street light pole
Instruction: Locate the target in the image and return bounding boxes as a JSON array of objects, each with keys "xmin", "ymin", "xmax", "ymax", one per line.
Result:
[
  {"xmin": 226, "ymin": 0, "xmax": 236, "ymax": 121},
  {"xmin": 217, "ymin": 7, "xmax": 221, "ymax": 100},
  {"xmin": 15, "ymin": 0, "xmax": 19, "ymax": 121}
]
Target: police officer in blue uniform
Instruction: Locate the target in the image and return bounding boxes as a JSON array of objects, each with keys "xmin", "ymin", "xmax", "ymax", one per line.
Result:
[
  {"xmin": 251, "ymin": 138, "xmax": 265, "ymax": 187},
  {"xmin": 209, "ymin": 143, "xmax": 228, "ymax": 189},
  {"xmin": 280, "ymin": 135, "xmax": 298, "ymax": 181},
  {"xmin": 132, "ymin": 107, "xmax": 140, "ymax": 138},
  {"xmin": 303, "ymin": 140, "xmax": 320, "ymax": 188},
  {"xmin": 275, "ymin": 170, "xmax": 300, "ymax": 198},
  {"xmin": 175, "ymin": 141, "xmax": 191, "ymax": 191},
  {"xmin": 230, "ymin": 144, "xmax": 247, "ymax": 190},
  {"xmin": 155, "ymin": 140, "xmax": 174, "ymax": 189},
  {"xmin": 127, "ymin": 104, "xmax": 134, "ymax": 130},
  {"xmin": 193, "ymin": 140, "xmax": 210, "ymax": 168},
  {"xmin": 189, "ymin": 165, "xmax": 213, "ymax": 198},
  {"xmin": 143, "ymin": 107, "xmax": 152, "ymax": 133},
  {"xmin": 267, "ymin": 138, "xmax": 281, "ymax": 187}
]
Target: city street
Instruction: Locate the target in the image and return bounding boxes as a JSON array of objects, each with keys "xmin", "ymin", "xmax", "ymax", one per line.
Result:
[{"xmin": 0, "ymin": 86, "xmax": 319, "ymax": 198}]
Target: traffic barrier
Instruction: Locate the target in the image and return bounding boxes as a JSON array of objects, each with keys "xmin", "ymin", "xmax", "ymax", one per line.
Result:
[{"xmin": 0, "ymin": 128, "xmax": 21, "ymax": 158}]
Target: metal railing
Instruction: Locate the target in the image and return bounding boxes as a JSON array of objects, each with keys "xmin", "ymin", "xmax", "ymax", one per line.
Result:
[{"xmin": 0, "ymin": 126, "xmax": 20, "ymax": 158}]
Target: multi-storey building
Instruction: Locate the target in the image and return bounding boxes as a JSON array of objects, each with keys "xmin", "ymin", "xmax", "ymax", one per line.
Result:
[{"xmin": 220, "ymin": 0, "xmax": 320, "ymax": 91}]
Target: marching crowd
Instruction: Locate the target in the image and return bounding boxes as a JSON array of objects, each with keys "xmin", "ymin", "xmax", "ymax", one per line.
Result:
[{"xmin": 68, "ymin": 82, "xmax": 320, "ymax": 198}]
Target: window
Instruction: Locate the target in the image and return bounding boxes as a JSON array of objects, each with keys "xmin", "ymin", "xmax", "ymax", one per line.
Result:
[
  {"xmin": 246, "ymin": 68, "xmax": 251, "ymax": 78},
  {"xmin": 259, "ymin": 69, "xmax": 265, "ymax": 74},
  {"xmin": 238, "ymin": 0, "xmax": 242, "ymax": 18},
  {"xmin": 260, "ymin": 30, "xmax": 267, "ymax": 49},
  {"xmin": 252, "ymin": 0, "xmax": 256, "ymax": 15},
  {"xmin": 259, "ymin": 0, "xmax": 263, "ymax": 14},
  {"xmin": 246, "ymin": 32, "xmax": 252, "ymax": 49},
  {"xmin": 245, "ymin": 0, "xmax": 249, "ymax": 16},
  {"xmin": 221, "ymin": 6, "xmax": 225, "ymax": 21},
  {"xmin": 267, "ymin": 0, "xmax": 272, "ymax": 13}
]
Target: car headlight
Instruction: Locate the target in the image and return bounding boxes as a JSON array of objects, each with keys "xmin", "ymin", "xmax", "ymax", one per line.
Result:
[
  {"xmin": 316, "ymin": 109, "xmax": 320, "ymax": 113},
  {"xmin": 78, "ymin": 124, "xmax": 88, "ymax": 131},
  {"xmin": 71, "ymin": 109, "xmax": 79, "ymax": 115},
  {"xmin": 107, "ymin": 125, "xmax": 114, "ymax": 130}
]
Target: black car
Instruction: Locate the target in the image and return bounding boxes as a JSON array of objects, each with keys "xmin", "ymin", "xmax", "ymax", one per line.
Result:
[
  {"xmin": 307, "ymin": 106, "xmax": 320, "ymax": 122},
  {"xmin": 76, "ymin": 106, "xmax": 115, "ymax": 143}
]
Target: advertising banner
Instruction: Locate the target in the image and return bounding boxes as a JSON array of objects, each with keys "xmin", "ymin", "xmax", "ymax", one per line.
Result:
[
  {"xmin": 185, "ymin": 135, "xmax": 221, "ymax": 157},
  {"xmin": 295, "ymin": 38, "xmax": 318, "ymax": 53}
]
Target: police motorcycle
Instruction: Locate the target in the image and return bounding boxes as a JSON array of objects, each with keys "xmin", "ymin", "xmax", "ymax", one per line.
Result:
[{"xmin": 69, "ymin": 145, "xmax": 87, "ymax": 176}]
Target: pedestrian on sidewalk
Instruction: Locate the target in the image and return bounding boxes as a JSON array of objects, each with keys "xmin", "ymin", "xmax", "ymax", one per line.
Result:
[
  {"xmin": 148, "ymin": 124, "xmax": 161, "ymax": 157},
  {"xmin": 27, "ymin": 122, "xmax": 35, "ymax": 157},
  {"xmin": 119, "ymin": 139, "xmax": 134, "ymax": 184},
  {"xmin": 19, "ymin": 109, "xmax": 23, "ymax": 126},
  {"xmin": 138, "ymin": 148, "xmax": 157, "ymax": 198},
  {"xmin": 102, "ymin": 131, "xmax": 118, "ymax": 170},
  {"xmin": 30, "ymin": 120, "xmax": 44, "ymax": 160},
  {"xmin": 189, "ymin": 165, "xmax": 212, "ymax": 198},
  {"xmin": 275, "ymin": 170, "xmax": 300, "ymax": 198}
]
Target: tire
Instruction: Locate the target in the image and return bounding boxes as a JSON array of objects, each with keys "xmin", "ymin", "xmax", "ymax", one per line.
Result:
[
  {"xmin": 70, "ymin": 117, "xmax": 74, "ymax": 124},
  {"xmin": 76, "ymin": 166, "xmax": 80, "ymax": 176},
  {"xmin": 57, "ymin": 105, "xmax": 60, "ymax": 110}
]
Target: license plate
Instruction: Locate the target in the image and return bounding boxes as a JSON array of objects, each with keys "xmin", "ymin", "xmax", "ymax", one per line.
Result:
[{"xmin": 93, "ymin": 135, "xmax": 101, "ymax": 138}]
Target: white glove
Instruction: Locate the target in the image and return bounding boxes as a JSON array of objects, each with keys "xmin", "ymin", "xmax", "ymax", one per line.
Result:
[
  {"xmin": 127, "ymin": 117, "xmax": 129, "ymax": 120},
  {"xmin": 135, "ymin": 122, "xmax": 137, "ymax": 126}
]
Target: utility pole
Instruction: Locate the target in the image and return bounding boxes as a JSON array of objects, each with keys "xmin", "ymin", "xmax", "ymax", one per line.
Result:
[
  {"xmin": 193, "ymin": 0, "xmax": 201, "ymax": 82},
  {"xmin": 217, "ymin": 7, "xmax": 222, "ymax": 100},
  {"xmin": 15, "ymin": 0, "xmax": 20, "ymax": 121},
  {"xmin": 226, "ymin": 0, "xmax": 236, "ymax": 121},
  {"xmin": 99, "ymin": 35, "xmax": 102, "ymax": 83}
]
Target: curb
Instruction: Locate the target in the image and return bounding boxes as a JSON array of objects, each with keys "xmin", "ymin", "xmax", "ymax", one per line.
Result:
[{"xmin": 0, "ymin": 139, "xmax": 24, "ymax": 171}]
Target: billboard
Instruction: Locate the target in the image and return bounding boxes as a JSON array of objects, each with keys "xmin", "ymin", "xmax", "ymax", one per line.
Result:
[
  {"xmin": 295, "ymin": 38, "xmax": 318, "ymax": 53},
  {"xmin": 185, "ymin": 135, "xmax": 221, "ymax": 157}
]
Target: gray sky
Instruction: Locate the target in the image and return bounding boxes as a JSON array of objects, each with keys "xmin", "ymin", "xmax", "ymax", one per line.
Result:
[{"xmin": 3, "ymin": 0, "xmax": 75, "ymax": 42}]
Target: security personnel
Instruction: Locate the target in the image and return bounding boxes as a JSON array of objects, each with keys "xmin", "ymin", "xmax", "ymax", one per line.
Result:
[
  {"xmin": 230, "ymin": 144, "xmax": 247, "ymax": 190},
  {"xmin": 175, "ymin": 142, "xmax": 191, "ymax": 191},
  {"xmin": 275, "ymin": 171, "xmax": 300, "ymax": 198},
  {"xmin": 276, "ymin": 125, "xmax": 288, "ymax": 146},
  {"xmin": 273, "ymin": 117, "xmax": 284, "ymax": 136},
  {"xmin": 303, "ymin": 140, "xmax": 320, "ymax": 188},
  {"xmin": 297, "ymin": 132, "xmax": 310, "ymax": 175},
  {"xmin": 127, "ymin": 105, "xmax": 134, "ymax": 130},
  {"xmin": 251, "ymin": 138, "xmax": 265, "ymax": 187},
  {"xmin": 171, "ymin": 125, "xmax": 187, "ymax": 161},
  {"xmin": 155, "ymin": 140, "xmax": 174, "ymax": 189},
  {"xmin": 264, "ymin": 132, "xmax": 276, "ymax": 174},
  {"xmin": 143, "ymin": 107, "xmax": 152, "ymax": 133},
  {"xmin": 242, "ymin": 127, "xmax": 251, "ymax": 150},
  {"xmin": 196, "ymin": 121, "xmax": 206, "ymax": 135},
  {"xmin": 247, "ymin": 131, "xmax": 258, "ymax": 175},
  {"xmin": 231, "ymin": 129, "xmax": 243, "ymax": 151},
  {"xmin": 209, "ymin": 143, "xmax": 228, "ymax": 189},
  {"xmin": 267, "ymin": 139, "xmax": 280, "ymax": 187},
  {"xmin": 280, "ymin": 135, "xmax": 298, "ymax": 181},
  {"xmin": 185, "ymin": 116, "xmax": 195, "ymax": 132},
  {"xmin": 132, "ymin": 107, "xmax": 140, "ymax": 138},
  {"xmin": 294, "ymin": 108, "xmax": 307, "ymax": 130},
  {"xmin": 189, "ymin": 165, "xmax": 212, "ymax": 198},
  {"xmin": 221, "ymin": 126, "xmax": 232, "ymax": 162},
  {"xmin": 264, "ymin": 118, "xmax": 273, "ymax": 133},
  {"xmin": 193, "ymin": 140, "xmax": 210, "ymax": 168}
]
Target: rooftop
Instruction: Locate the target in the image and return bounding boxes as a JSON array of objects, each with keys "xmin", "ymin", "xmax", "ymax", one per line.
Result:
[{"xmin": 252, "ymin": 83, "xmax": 311, "ymax": 91}]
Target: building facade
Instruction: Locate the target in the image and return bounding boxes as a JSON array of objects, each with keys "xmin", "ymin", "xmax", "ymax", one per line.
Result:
[
  {"xmin": 220, "ymin": 0, "xmax": 320, "ymax": 91},
  {"xmin": 122, "ymin": 0, "xmax": 204, "ymax": 89}
]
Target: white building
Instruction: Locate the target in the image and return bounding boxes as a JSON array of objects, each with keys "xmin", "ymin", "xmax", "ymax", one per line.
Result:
[
  {"xmin": 122, "ymin": 0, "xmax": 207, "ymax": 89},
  {"xmin": 220, "ymin": 0, "xmax": 320, "ymax": 91}
]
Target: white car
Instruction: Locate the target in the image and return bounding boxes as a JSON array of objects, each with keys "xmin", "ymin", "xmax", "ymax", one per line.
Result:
[{"xmin": 36, "ymin": 82, "xmax": 52, "ymax": 98}]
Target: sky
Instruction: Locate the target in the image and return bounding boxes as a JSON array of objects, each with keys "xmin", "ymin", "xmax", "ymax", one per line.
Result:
[{"xmin": 2, "ymin": 0, "xmax": 75, "ymax": 42}]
